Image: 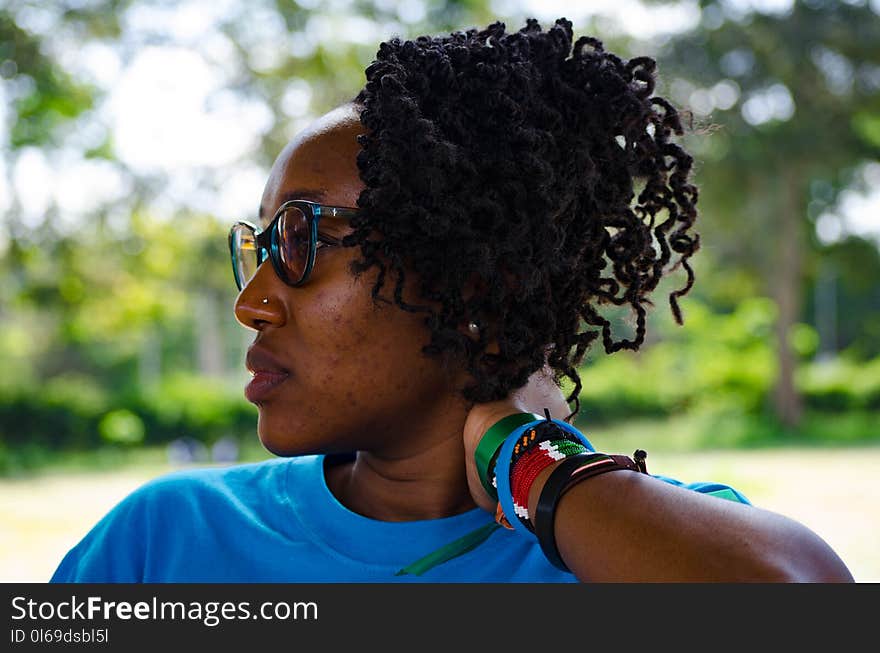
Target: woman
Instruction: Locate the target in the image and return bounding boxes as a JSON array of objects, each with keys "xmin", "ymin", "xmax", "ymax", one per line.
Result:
[{"xmin": 52, "ymin": 18, "xmax": 852, "ymax": 582}]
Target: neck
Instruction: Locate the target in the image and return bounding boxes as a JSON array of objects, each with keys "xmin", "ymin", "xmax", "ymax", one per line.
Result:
[{"xmin": 324, "ymin": 404, "xmax": 477, "ymax": 521}]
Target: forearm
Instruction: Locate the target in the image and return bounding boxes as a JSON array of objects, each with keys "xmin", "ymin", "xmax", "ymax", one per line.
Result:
[{"xmin": 527, "ymin": 464, "xmax": 855, "ymax": 583}]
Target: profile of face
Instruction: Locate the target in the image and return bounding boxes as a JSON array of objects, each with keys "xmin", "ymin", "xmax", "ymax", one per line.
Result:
[{"xmin": 233, "ymin": 104, "xmax": 472, "ymax": 459}]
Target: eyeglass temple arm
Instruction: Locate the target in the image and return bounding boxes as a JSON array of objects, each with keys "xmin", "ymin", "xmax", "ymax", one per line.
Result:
[{"xmin": 316, "ymin": 206, "xmax": 359, "ymax": 220}]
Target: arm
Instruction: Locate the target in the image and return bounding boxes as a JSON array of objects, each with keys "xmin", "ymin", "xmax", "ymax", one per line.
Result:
[
  {"xmin": 463, "ymin": 366, "xmax": 855, "ymax": 583},
  {"xmin": 527, "ymin": 458, "xmax": 854, "ymax": 582}
]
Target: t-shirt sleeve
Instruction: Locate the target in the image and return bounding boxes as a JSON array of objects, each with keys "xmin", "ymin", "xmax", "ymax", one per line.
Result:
[
  {"xmin": 652, "ymin": 474, "xmax": 752, "ymax": 505},
  {"xmin": 50, "ymin": 482, "xmax": 153, "ymax": 583}
]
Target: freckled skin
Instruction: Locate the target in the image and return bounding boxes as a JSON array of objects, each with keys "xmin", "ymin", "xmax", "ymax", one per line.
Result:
[{"xmin": 234, "ymin": 104, "xmax": 478, "ymax": 520}]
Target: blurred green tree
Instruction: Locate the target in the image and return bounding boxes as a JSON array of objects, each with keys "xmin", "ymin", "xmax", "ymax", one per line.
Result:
[{"xmin": 656, "ymin": 0, "xmax": 880, "ymax": 427}]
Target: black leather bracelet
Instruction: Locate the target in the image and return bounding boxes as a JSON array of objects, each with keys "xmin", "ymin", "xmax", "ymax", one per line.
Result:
[{"xmin": 534, "ymin": 451, "xmax": 646, "ymax": 572}]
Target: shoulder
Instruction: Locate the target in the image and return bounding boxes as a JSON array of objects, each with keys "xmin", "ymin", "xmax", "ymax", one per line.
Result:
[
  {"xmin": 136, "ymin": 457, "xmax": 295, "ymax": 500},
  {"xmin": 113, "ymin": 456, "xmax": 324, "ymax": 522},
  {"xmin": 104, "ymin": 455, "xmax": 328, "ymax": 529},
  {"xmin": 95, "ymin": 454, "xmax": 317, "ymax": 525},
  {"xmin": 50, "ymin": 457, "xmax": 317, "ymax": 582}
]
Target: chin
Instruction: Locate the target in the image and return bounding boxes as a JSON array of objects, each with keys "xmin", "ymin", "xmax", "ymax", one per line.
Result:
[
  {"xmin": 254, "ymin": 412, "xmax": 298, "ymax": 457},
  {"xmin": 257, "ymin": 425, "xmax": 309, "ymax": 458},
  {"xmin": 256, "ymin": 413, "xmax": 351, "ymax": 458}
]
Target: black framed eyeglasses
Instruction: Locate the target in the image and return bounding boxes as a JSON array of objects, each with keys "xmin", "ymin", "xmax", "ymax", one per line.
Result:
[{"xmin": 228, "ymin": 199, "xmax": 359, "ymax": 291}]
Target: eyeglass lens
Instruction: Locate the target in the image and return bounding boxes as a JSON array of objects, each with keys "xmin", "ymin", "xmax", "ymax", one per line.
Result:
[
  {"xmin": 232, "ymin": 205, "xmax": 311, "ymax": 290},
  {"xmin": 277, "ymin": 205, "xmax": 310, "ymax": 284},
  {"xmin": 231, "ymin": 225, "xmax": 260, "ymax": 290}
]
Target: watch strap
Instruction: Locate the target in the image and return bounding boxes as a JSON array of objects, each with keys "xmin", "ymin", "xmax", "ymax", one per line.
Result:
[{"xmin": 534, "ymin": 451, "xmax": 646, "ymax": 572}]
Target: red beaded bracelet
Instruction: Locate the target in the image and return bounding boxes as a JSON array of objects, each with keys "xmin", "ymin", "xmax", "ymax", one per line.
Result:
[{"xmin": 509, "ymin": 439, "xmax": 589, "ymax": 531}]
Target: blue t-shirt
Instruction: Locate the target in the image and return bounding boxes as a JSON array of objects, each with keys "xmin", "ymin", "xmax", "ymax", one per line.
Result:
[{"xmin": 50, "ymin": 453, "xmax": 749, "ymax": 583}]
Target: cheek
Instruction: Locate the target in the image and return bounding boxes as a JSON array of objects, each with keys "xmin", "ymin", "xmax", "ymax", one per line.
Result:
[
  {"xmin": 309, "ymin": 289, "xmax": 373, "ymax": 365},
  {"xmin": 317, "ymin": 297, "xmax": 430, "ymax": 393},
  {"xmin": 297, "ymin": 284, "xmax": 435, "ymax": 412}
]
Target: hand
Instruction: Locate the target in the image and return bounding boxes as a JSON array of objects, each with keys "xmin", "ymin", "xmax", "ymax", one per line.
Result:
[{"xmin": 462, "ymin": 365, "xmax": 573, "ymax": 513}]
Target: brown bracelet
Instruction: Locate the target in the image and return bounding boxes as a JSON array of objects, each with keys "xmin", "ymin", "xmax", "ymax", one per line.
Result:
[{"xmin": 533, "ymin": 450, "xmax": 648, "ymax": 572}]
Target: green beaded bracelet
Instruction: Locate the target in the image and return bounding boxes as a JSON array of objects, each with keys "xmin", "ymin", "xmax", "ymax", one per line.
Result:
[{"xmin": 474, "ymin": 412, "xmax": 542, "ymax": 500}]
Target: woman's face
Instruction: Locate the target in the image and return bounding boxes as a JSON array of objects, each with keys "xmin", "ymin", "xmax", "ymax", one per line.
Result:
[{"xmin": 234, "ymin": 104, "xmax": 470, "ymax": 457}]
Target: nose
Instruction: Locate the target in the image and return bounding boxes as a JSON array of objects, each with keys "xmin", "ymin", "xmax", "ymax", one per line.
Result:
[{"xmin": 233, "ymin": 263, "xmax": 287, "ymax": 331}]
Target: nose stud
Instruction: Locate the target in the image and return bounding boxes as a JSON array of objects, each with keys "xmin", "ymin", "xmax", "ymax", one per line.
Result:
[{"xmin": 261, "ymin": 298, "xmax": 269, "ymax": 305}]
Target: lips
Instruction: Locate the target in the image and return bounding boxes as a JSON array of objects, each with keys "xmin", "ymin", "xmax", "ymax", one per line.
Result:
[{"xmin": 245, "ymin": 346, "xmax": 290, "ymax": 404}]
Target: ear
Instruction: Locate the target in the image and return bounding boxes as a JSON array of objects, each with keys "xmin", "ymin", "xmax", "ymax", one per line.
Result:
[{"xmin": 458, "ymin": 273, "xmax": 502, "ymax": 355}]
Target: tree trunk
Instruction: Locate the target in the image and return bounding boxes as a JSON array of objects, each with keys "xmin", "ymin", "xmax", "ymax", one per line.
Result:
[
  {"xmin": 814, "ymin": 259, "xmax": 838, "ymax": 362},
  {"xmin": 771, "ymin": 172, "xmax": 805, "ymax": 428}
]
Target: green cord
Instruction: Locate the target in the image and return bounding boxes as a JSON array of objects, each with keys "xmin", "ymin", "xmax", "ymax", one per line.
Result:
[{"xmin": 394, "ymin": 522, "xmax": 502, "ymax": 577}]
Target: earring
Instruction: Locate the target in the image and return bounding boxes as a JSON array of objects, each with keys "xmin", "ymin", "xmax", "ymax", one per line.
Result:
[{"xmin": 467, "ymin": 320, "xmax": 480, "ymax": 336}]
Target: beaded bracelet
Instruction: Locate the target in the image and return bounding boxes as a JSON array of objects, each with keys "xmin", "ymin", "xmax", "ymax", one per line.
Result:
[
  {"xmin": 534, "ymin": 449, "xmax": 649, "ymax": 572},
  {"xmin": 508, "ymin": 439, "xmax": 589, "ymax": 532},
  {"xmin": 488, "ymin": 413, "xmax": 584, "ymax": 496},
  {"xmin": 494, "ymin": 416, "xmax": 596, "ymax": 539}
]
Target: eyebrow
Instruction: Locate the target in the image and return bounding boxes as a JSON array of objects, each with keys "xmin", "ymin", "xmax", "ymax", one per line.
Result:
[{"xmin": 258, "ymin": 188, "xmax": 328, "ymax": 221}]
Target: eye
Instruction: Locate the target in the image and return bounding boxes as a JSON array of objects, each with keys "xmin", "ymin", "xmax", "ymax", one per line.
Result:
[
  {"xmin": 316, "ymin": 233, "xmax": 342, "ymax": 247},
  {"xmin": 278, "ymin": 208, "xmax": 310, "ymax": 264}
]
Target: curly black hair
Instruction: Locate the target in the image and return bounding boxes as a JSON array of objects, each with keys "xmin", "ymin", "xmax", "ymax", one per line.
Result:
[{"xmin": 341, "ymin": 17, "xmax": 699, "ymax": 420}]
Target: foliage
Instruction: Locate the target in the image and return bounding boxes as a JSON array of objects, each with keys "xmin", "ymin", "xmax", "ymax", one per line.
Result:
[
  {"xmin": 661, "ymin": 1, "xmax": 879, "ymax": 426},
  {"xmin": 98, "ymin": 409, "xmax": 145, "ymax": 445},
  {"xmin": 0, "ymin": 10, "xmax": 97, "ymax": 148},
  {"xmin": 0, "ymin": 372, "xmax": 257, "ymax": 474},
  {"xmin": 577, "ymin": 294, "xmax": 880, "ymax": 422},
  {"xmin": 796, "ymin": 354, "xmax": 880, "ymax": 412},
  {"xmin": 581, "ymin": 409, "xmax": 880, "ymax": 454}
]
